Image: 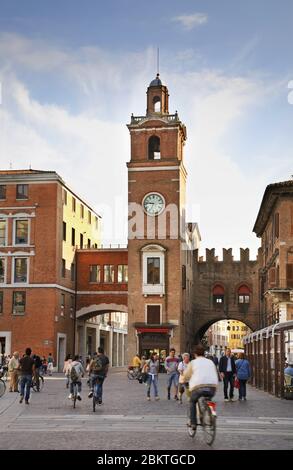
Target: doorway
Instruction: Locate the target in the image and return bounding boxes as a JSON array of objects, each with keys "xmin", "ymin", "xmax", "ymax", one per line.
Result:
[{"xmin": 57, "ymin": 334, "xmax": 66, "ymax": 372}]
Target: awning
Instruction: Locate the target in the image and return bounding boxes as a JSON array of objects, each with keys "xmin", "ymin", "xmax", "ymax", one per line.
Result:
[{"xmin": 136, "ymin": 328, "xmax": 170, "ymax": 334}]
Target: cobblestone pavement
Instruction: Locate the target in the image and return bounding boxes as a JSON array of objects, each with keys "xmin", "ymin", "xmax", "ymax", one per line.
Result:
[{"xmin": 0, "ymin": 369, "xmax": 292, "ymax": 450}]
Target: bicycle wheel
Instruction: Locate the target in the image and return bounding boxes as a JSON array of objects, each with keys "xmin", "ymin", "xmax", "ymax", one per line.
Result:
[
  {"xmin": 93, "ymin": 395, "xmax": 96, "ymax": 412},
  {"xmin": 32, "ymin": 375, "xmax": 44, "ymax": 392},
  {"xmin": 73, "ymin": 386, "xmax": 77, "ymax": 409},
  {"xmin": 127, "ymin": 370, "xmax": 135, "ymax": 380},
  {"xmin": 186, "ymin": 401, "xmax": 196, "ymax": 438},
  {"xmin": 202, "ymin": 403, "xmax": 216, "ymax": 446},
  {"xmin": 0, "ymin": 379, "xmax": 6, "ymax": 397}
]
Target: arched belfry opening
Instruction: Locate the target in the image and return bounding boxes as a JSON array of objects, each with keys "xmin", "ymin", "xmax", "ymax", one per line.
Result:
[
  {"xmin": 148, "ymin": 135, "xmax": 161, "ymax": 160},
  {"xmin": 153, "ymin": 96, "xmax": 161, "ymax": 113}
]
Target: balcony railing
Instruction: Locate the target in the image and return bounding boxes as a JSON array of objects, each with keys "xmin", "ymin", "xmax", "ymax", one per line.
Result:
[{"xmin": 130, "ymin": 113, "xmax": 179, "ymax": 124}]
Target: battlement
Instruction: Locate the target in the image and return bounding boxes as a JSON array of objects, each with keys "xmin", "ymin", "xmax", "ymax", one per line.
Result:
[{"xmin": 194, "ymin": 247, "xmax": 261, "ymax": 263}]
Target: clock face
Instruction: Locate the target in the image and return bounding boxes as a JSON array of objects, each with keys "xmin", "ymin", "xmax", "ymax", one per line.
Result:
[{"xmin": 143, "ymin": 193, "xmax": 165, "ymax": 216}]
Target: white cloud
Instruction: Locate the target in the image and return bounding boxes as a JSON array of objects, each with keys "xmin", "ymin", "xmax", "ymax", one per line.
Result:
[{"xmin": 172, "ymin": 13, "xmax": 208, "ymax": 31}]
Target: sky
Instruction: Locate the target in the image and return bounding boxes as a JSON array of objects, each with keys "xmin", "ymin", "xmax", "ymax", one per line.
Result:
[{"xmin": 0, "ymin": 0, "xmax": 293, "ymax": 259}]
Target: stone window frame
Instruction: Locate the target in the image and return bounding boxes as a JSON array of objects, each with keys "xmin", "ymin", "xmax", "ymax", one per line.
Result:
[{"xmin": 142, "ymin": 244, "xmax": 165, "ymax": 295}]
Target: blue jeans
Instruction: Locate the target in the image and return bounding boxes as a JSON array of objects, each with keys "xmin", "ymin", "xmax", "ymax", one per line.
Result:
[
  {"xmin": 190, "ymin": 387, "xmax": 215, "ymax": 427},
  {"xmin": 91, "ymin": 374, "xmax": 105, "ymax": 400},
  {"xmin": 167, "ymin": 372, "xmax": 179, "ymax": 390},
  {"xmin": 147, "ymin": 374, "xmax": 158, "ymax": 397},
  {"xmin": 70, "ymin": 380, "xmax": 81, "ymax": 394},
  {"xmin": 239, "ymin": 379, "xmax": 247, "ymax": 399},
  {"xmin": 20, "ymin": 374, "xmax": 32, "ymax": 401}
]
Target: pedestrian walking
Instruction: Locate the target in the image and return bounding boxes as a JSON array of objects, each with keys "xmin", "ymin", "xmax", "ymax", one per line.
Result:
[
  {"xmin": 19, "ymin": 348, "xmax": 35, "ymax": 404},
  {"xmin": 63, "ymin": 354, "xmax": 72, "ymax": 389},
  {"xmin": 165, "ymin": 348, "xmax": 180, "ymax": 400},
  {"xmin": 47, "ymin": 353, "xmax": 54, "ymax": 376},
  {"xmin": 144, "ymin": 353, "xmax": 160, "ymax": 401},
  {"xmin": 178, "ymin": 353, "xmax": 190, "ymax": 404},
  {"xmin": 235, "ymin": 352, "xmax": 251, "ymax": 401},
  {"xmin": 219, "ymin": 348, "xmax": 236, "ymax": 402},
  {"xmin": 8, "ymin": 351, "xmax": 20, "ymax": 392}
]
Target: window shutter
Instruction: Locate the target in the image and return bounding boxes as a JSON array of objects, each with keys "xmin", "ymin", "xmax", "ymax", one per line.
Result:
[
  {"xmin": 287, "ymin": 264, "xmax": 293, "ymax": 288},
  {"xmin": 147, "ymin": 305, "xmax": 160, "ymax": 324}
]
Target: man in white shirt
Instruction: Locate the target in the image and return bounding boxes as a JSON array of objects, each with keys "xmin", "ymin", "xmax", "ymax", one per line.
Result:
[{"xmin": 184, "ymin": 344, "xmax": 218, "ymax": 431}]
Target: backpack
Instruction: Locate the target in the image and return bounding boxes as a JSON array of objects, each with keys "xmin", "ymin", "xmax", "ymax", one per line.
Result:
[
  {"xmin": 93, "ymin": 357, "xmax": 104, "ymax": 373},
  {"xmin": 70, "ymin": 365, "xmax": 79, "ymax": 382}
]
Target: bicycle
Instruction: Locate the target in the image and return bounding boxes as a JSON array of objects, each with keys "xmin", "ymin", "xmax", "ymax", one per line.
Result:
[
  {"xmin": 0, "ymin": 378, "xmax": 6, "ymax": 397},
  {"xmin": 127, "ymin": 366, "xmax": 141, "ymax": 380},
  {"xmin": 31, "ymin": 374, "xmax": 44, "ymax": 392},
  {"xmin": 71, "ymin": 381, "xmax": 79, "ymax": 409},
  {"xmin": 187, "ymin": 396, "xmax": 217, "ymax": 446}
]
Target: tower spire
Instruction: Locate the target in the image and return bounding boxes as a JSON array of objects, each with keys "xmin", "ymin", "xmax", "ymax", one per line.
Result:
[{"xmin": 157, "ymin": 47, "xmax": 159, "ymax": 75}]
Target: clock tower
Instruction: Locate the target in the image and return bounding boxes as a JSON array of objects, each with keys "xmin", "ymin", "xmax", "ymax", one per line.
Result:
[{"xmin": 126, "ymin": 74, "xmax": 189, "ymax": 362}]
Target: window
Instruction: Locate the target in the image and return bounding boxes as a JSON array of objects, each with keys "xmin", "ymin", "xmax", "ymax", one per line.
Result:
[
  {"xmin": 95, "ymin": 216, "xmax": 99, "ymax": 230},
  {"xmin": 238, "ymin": 285, "xmax": 250, "ymax": 303},
  {"xmin": 71, "ymin": 263, "xmax": 75, "ymax": 282},
  {"xmin": 213, "ymin": 285, "xmax": 224, "ymax": 305},
  {"xmin": 61, "ymin": 293, "xmax": 65, "ymax": 308},
  {"xmin": 80, "ymin": 204, "xmax": 84, "ymax": 219},
  {"xmin": 104, "ymin": 265, "xmax": 115, "ymax": 283},
  {"xmin": 89, "ymin": 265, "xmax": 101, "ymax": 283},
  {"xmin": 0, "ymin": 259, "xmax": 5, "ymax": 283},
  {"xmin": 70, "ymin": 296, "xmax": 75, "ymax": 309},
  {"xmin": 88, "ymin": 210, "xmax": 91, "ymax": 224},
  {"xmin": 274, "ymin": 212, "xmax": 279, "ymax": 239},
  {"xmin": 148, "ymin": 136, "xmax": 160, "ymax": 160},
  {"xmin": 63, "ymin": 222, "xmax": 66, "ymax": 241},
  {"xmin": 14, "ymin": 258, "xmax": 28, "ymax": 283},
  {"xmin": 118, "ymin": 265, "xmax": 128, "ymax": 282},
  {"xmin": 147, "ymin": 257, "xmax": 160, "ymax": 284},
  {"xmin": 0, "ymin": 186, "xmax": 6, "ymax": 200},
  {"xmin": 63, "ymin": 189, "xmax": 67, "ymax": 205},
  {"xmin": 71, "ymin": 228, "xmax": 75, "ymax": 246},
  {"xmin": 146, "ymin": 305, "xmax": 160, "ymax": 324},
  {"xmin": 0, "ymin": 220, "xmax": 6, "ymax": 246},
  {"xmin": 87, "ymin": 238, "xmax": 91, "ymax": 248},
  {"xmin": 72, "ymin": 197, "xmax": 76, "ymax": 212},
  {"xmin": 0, "ymin": 292, "xmax": 3, "ymax": 313},
  {"xmin": 16, "ymin": 184, "xmax": 28, "ymax": 200},
  {"xmin": 15, "ymin": 220, "xmax": 29, "ymax": 245},
  {"xmin": 61, "ymin": 259, "xmax": 66, "ymax": 278},
  {"xmin": 13, "ymin": 291, "xmax": 26, "ymax": 314}
]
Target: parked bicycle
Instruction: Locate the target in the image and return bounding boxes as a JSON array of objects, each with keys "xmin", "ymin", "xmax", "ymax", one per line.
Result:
[
  {"xmin": 187, "ymin": 396, "xmax": 217, "ymax": 446},
  {"xmin": 127, "ymin": 366, "xmax": 141, "ymax": 381},
  {"xmin": 0, "ymin": 366, "xmax": 8, "ymax": 382}
]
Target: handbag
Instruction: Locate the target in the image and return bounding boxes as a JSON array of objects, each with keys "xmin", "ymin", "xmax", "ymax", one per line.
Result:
[{"xmin": 234, "ymin": 377, "xmax": 240, "ymax": 389}]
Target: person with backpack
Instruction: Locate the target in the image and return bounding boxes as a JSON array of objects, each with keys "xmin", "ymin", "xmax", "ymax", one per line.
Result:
[
  {"xmin": 87, "ymin": 347, "xmax": 109, "ymax": 405},
  {"xmin": 68, "ymin": 355, "xmax": 84, "ymax": 401}
]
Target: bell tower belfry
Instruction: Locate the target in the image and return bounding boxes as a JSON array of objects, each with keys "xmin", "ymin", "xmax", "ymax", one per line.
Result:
[{"xmin": 126, "ymin": 74, "xmax": 190, "ymax": 363}]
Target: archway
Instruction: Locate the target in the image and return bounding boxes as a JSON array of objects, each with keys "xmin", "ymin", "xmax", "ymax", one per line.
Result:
[
  {"xmin": 75, "ymin": 304, "xmax": 128, "ymax": 368},
  {"xmin": 193, "ymin": 318, "xmax": 254, "ymax": 357}
]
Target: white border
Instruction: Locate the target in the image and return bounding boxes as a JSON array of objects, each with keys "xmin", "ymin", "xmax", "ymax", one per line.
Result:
[
  {"xmin": 0, "ymin": 256, "xmax": 7, "ymax": 285},
  {"xmin": 0, "ymin": 218, "xmax": 8, "ymax": 247}
]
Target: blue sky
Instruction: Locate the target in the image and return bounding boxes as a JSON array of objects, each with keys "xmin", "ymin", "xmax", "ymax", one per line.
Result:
[{"xmin": 0, "ymin": 1, "xmax": 292, "ymax": 257}]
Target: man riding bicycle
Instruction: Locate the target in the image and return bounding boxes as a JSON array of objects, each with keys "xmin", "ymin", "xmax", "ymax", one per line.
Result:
[
  {"xmin": 183, "ymin": 344, "xmax": 218, "ymax": 431},
  {"xmin": 68, "ymin": 355, "xmax": 84, "ymax": 401},
  {"xmin": 88, "ymin": 347, "xmax": 109, "ymax": 405}
]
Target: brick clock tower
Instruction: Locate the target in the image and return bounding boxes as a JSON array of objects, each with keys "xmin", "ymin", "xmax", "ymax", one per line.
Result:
[{"xmin": 127, "ymin": 74, "xmax": 191, "ymax": 362}]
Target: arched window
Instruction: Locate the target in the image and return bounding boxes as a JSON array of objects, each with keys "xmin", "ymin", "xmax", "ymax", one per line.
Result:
[
  {"xmin": 153, "ymin": 96, "xmax": 161, "ymax": 113},
  {"xmin": 238, "ymin": 285, "xmax": 250, "ymax": 304},
  {"xmin": 148, "ymin": 136, "xmax": 160, "ymax": 160},
  {"xmin": 287, "ymin": 248, "xmax": 293, "ymax": 287},
  {"xmin": 213, "ymin": 285, "xmax": 224, "ymax": 306}
]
